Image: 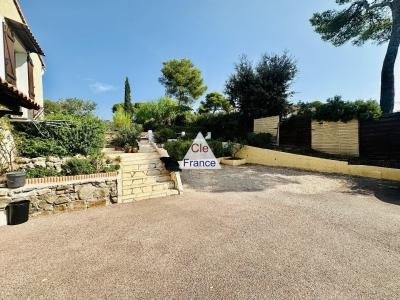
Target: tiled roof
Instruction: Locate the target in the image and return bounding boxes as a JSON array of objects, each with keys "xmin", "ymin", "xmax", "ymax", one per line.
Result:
[{"xmin": 0, "ymin": 77, "xmax": 41, "ymax": 110}]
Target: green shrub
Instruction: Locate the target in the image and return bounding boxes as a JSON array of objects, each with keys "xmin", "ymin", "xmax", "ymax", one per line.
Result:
[
  {"xmin": 14, "ymin": 114, "xmax": 107, "ymax": 157},
  {"xmin": 246, "ymin": 133, "xmax": 273, "ymax": 149},
  {"xmin": 313, "ymin": 96, "xmax": 382, "ymax": 122},
  {"xmin": 164, "ymin": 140, "xmax": 232, "ymax": 161},
  {"xmin": 62, "ymin": 158, "xmax": 97, "ymax": 176},
  {"xmin": 112, "ymin": 106, "xmax": 132, "ymax": 130},
  {"xmin": 26, "ymin": 167, "xmax": 60, "ymax": 179},
  {"xmin": 17, "ymin": 135, "xmax": 68, "ymax": 158},
  {"xmin": 155, "ymin": 128, "xmax": 176, "ymax": 143},
  {"xmin": 112, "ymin": 124, "xmax": 142, "ymax": 148}
]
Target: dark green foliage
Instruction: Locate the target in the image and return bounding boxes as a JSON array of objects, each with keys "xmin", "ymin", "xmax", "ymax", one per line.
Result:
[
  {"xmin": 246, "ymin": 133, "xmax": 273, "ymax": 149},
  {"xmin": 62, "ymin": 158, "xmax": 97, "ymax": 176},
  {"xmin": 112, "ymin": 124, "xmax": 142, "ymax": 148},
  {"xmin": 164, "ymin": 140, "xmax": 232, "ymax": 161},
  {"xmin": 155, "ymin": 128, "xmax": 176, "ymax": 143},
  {"xmin": 310, "ymin": 0, "xmax": 399, "ymax": 113},
  {"xmin": 225, "ymin": 53, "xmax": 297, "ymax": 121},
  {"xmin": 159, "ymin": 59, "xmax": 207, "ymax": 106},
  {"xmin": 17, "ymin": 136, "xmax": 68, "ymax": 158},
  {"xmin": 14, "ymin": 114, "xmax": 107, "ymax": 158},
  {"xmin": 310, "ymin": 1, "xmax": 392, "ymax": 46},
  {"xmin": 26, "ymin": 167, "xmax": 60, "ymax": 179},
  {"xmin": 198, "ymin": 92, "xmax": 232, "ymax": 114},
  {"xmin": 184, "ymin": 113, "xmax": 248, "ymax": 141},
  {"xmin": 124, "ymin": 77, "xmax": 133, "ymax": 114},
  {"xmin": 310, "ymin": 96, "xmax": 382, "ymax": 122},
  {"xmin": 44, "ymin": 98, "xmax": 97, "ymax": 116}
]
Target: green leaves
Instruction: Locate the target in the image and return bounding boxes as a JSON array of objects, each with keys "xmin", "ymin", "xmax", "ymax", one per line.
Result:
[
  {"xmin": 44, "ymin": 98, "xmax": 97, "ymax": 116},
  {"xmin": 159, "ymin": 59, "xmax": 207, "ymax": 106},
  {"xmin": 225, "ymin": 53, "xmax": 297, "ymax": 120},
  {"xmin": 199, "ymin": 92, "xmax": 232, "ymax": 114},
  {"xmin": 310, "ymin": 1, "xmax": 393, "ymax": 46}
]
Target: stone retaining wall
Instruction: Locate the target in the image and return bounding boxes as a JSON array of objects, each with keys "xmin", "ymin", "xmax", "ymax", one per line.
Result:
[{"xmin": 0, "ymin": 177, "xmax": 119, "ymax": 218}]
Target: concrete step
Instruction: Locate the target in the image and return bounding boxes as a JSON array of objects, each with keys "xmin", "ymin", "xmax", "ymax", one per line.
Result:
[
  {"xmin": 123, "ymin": 181, "xmax": 175, "ymax": 196},
  {"xmin": 122, "ymin": 189, "xmax": 179, "ymax": 203},
  {"xmin": 123, "ymin": 175, "xmax": 171, "ymax": 186},
  {"xmin": 122, "ymin": 169, "xmax": 169, "ymax": 180}
]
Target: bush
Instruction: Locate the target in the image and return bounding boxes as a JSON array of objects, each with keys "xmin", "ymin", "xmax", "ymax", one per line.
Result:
[
  {"xmin": 112, "ymin": 124, "xmax": 142, "ymax": 148},
  {"xmin": 26, "ymin": 167, "xmax": 60, "ymax": 179},
  {"xmin": 14, "ymin": 114, "xmax": 107, "ymax": 157},
  {"xmin": 246, "ymin": 133, "xmax": 273, "ymax": 149},
  {"xmin": 164, "ymin": 140, "xmax": 232, "ymax": 161},
  {"xmin": 312, "ymin": 96, "xmax": 382, "ymax": 122},
  {"xmin": 112, "ymin": 107, "xmax": 132, "ymax": 130},
  {"xmin": 155, "ymin": 128, "xmax": 176, "ymax": 143},
  {"xmin": 62, "ymin": 158, "xmax": 97, "ymax": 176},
  {"xmin": 16, "ymin": 136, "xmax": 68, "ymax": 158},
  {"xmin": 173, "ymin": 113, "xmax": 248, "ymax": 142}
]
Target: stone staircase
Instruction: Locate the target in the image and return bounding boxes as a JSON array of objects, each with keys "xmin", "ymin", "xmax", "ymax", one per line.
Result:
[{"xmin": 107, "ymin": 140, "xmax": 180, "ymax": 203}]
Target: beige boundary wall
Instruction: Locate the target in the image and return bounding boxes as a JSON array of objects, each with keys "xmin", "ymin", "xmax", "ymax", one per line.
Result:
[
  {"xmin": 312, "ymin": 120, "xmax": 359, "ymax": 157},
  {"xmin": 237, "ymin": 146, "xmax": 400, "ymax": 182},
  {"xmin": 254, "ymin": 116, "xmax": 280, "ymax": 137}
]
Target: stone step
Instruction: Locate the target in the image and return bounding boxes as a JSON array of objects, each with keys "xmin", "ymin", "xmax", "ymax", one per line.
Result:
[
  {"xmin": 123, "ymin": 181, "xmax": 175, "ymax": 196},
  {"xmin": 120, "ymin": 153, "xmax": 161, "ymax": 161},
  {"xmin": 122, "ymin": 169, "xmax": 169, "ymax": 180},
  {"xmin": 122, "ymin": 158, "xmax": 164, "ymax": 167},
  {"xmin": 122, "ymin": 175, "xmax": 171, "ymax": 186},
  {"xmin": 122, "ymin": 189, "xmax": 179, "ymax": 203}
]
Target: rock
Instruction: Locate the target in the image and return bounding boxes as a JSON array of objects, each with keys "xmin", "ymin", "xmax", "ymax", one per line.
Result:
[
  {"xmin": 15, "ymin": 157, "xmax": 31, "ymax": 164},
  {"xmin": 54, "ymin": 195, "xmax": 70, "ymax": 205},
  {"xmin": 56, "ymin": 185, "xmax": 69, "ymax": 191},
  {"xmin": 0, "ymin": 189, "xmax": 8, "ymax": 197},
  {"xmin": 34, "ymin": 160, "xmax": 47, "ymax": 168},
  {"xmin": 70, "ymin": 201, "xmax": 87, "ymax": 211},
  {"xmin": 87, "ymin": 199, "xmax": 106, "ymax": 208},
  {"xmin": 76, "ymin": 184, "xmax": 97, "ymax": 201},
  {"xmin": 46, "ymin": 162, "xmax": 55, "ymax": 168},
  {"xmin": 41, "ymin": 193, "xmax": 57, "ymax": 204},
  {"xmin": 38, "ymin": 200, "xmax": 53, "ymax": 211},
  {"xmin": 0, "ymin": 197, "xmax": 11, "ymax": 209},
  {"xmin": 36, "ymin": 189, "xmax": 52, "ymax": 196},
  {"xmin": 47, "ymin": 156, "xmax": 60, "ymax": 163}
]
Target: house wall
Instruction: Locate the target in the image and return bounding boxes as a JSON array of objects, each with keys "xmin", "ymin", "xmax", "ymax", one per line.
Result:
[
  {"xmin": 0, "ymin": 0, "xmax": 23, "ymax": 23},
  {"xmin": 0, "ymin": 0, "xmax": 44, "ymax": 112}
]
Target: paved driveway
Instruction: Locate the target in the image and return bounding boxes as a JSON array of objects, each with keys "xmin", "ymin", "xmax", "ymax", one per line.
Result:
[{"xmin": 1, "ymin": 165, "xmax": 400, "ymax": 299}]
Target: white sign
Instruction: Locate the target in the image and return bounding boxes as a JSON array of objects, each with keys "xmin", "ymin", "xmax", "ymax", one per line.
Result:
[{"xmin": 181, "ymin": 132, "xmax": 221, "ymax": 170}]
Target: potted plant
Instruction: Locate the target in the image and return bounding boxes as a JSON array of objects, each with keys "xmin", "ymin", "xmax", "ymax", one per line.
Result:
[
  {"xmin": 220, "ymin": 143, "xmax": 247, "ymax": 166},
  {"xmin": 112, "ymin": 124, "xmax": 142, "ymax": 152}
]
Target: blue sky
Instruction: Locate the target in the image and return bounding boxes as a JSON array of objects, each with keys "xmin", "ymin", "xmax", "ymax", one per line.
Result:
[{"xmin": 20, "ymin": 0, "xmax": 398, "ymax": 119}]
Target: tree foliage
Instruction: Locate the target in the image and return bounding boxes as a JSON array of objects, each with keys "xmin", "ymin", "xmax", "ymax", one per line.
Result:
[
  {"xmin": 124, "ymin": 77, "xmax": 133, "ymax": 113},
  {"xmin": 310, "ymin": 0, "xmax": 399, "ymax": 113},
  {"xmin": 44, "ymin": 98, "xmax": 97, "ymax": 116},
  {"xmin": 135, "ymin": 96, "xmax": 182, "ymax": 129},
  {"xmin": 297, "ymin": 96, "xmax": 382, "ymax": 122},
  {"xmin": 159, "ymin": 59, "xmax": 207, "ymax": 106},
  {"xmin": 225, "ymin": 53, "xmax": 297, "ymax": 121},
  {"xmin": 198, "ymin": 92, "xmax": 232, "ymax": 114}
]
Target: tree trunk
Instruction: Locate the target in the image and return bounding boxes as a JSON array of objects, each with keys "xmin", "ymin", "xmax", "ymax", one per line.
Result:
[{"xmin": 381, "ymin": 1, "xmax": 400, "ymax": 114}]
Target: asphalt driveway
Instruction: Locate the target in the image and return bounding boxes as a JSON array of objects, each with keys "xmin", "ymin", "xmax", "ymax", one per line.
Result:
[{"xmin": 1, "ymin": 165, "xmax": 400, "ymax": 299}]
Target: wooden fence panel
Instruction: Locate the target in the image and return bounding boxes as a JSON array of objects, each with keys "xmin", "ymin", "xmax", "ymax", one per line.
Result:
[
  {"xmin": 254, "ymin": 116, "xmax": 279, "ymax": 137},
  {"xmin": 279, "ymin": 116, "xmax": 311, "ymax": 148},
  {"xmin": 360, "ymin": 114, "xmax": 400, "ymax": 160},
  {"xmin": 312, "ymin": 120, "xmax": 359, "ymax": 157}
]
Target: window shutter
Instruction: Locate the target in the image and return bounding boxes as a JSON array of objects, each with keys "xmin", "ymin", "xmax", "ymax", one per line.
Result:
[
  {"xmin": 28, "ymin": 55, "xmax": 35, "ymax": 99},
  {"xmin": 3, "ymin": 24, "xmax": 16, "ymax": 85}
]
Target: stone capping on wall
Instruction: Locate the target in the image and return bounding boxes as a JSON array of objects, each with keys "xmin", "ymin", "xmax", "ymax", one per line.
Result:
[
  {"xmin": 26, "ymin": 172, "xmax": 119, "ymax": 185},
  {"xmin": 237, "ymin": 146, "xmax": 400, "ymax": 182}
]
